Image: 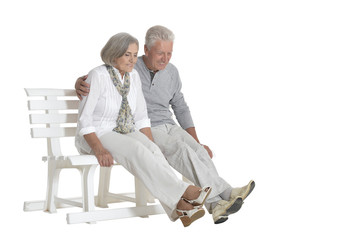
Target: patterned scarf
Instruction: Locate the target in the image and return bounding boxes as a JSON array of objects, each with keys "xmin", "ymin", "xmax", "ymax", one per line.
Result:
[{"xmin": 105, "ymin": 65, "xmax": 135, "ymax": 134}]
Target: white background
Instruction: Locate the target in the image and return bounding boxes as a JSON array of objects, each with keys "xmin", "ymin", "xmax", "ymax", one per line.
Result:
[{"xmin": 1, "ymin": 0, "xmax": 360, "ymax": 239}]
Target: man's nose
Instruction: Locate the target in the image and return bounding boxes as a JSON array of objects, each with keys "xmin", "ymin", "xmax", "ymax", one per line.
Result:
[{"xmin": 161, "ymin": 54, "xmax": 167, "ymax": 62}]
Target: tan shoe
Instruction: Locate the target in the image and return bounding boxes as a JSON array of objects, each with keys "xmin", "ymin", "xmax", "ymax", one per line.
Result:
[
  {"xmin": 212, "ymin": 180, "xmax": 255, "ymax": 224},
  {"xmin": 231, "ymin": 180, "xmax": 255, "ymax": 201},
  {"xmin": 212, "ymin": 197, "xmax": 243, "ymax": 224}
]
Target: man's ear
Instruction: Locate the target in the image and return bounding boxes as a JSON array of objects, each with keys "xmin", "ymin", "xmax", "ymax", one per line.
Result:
[{"xmin": 144, "ymin": 44, "xmax": 149, "ymax": 57}]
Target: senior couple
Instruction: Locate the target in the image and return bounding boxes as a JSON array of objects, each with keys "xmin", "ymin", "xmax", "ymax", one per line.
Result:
[{"xmin": 75, "ymin": 25, "xmax": 255, "ymax": 227}]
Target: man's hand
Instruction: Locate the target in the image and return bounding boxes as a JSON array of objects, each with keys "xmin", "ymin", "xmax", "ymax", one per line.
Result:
[
  {"xmin": 202, "ymin": 144, "xmax": 213, "ymax": 159},
  {"xmin": 75, "ymin": 75, "xmax": 90, "ymax": 100},
  {"xmin": 185, "ymin": 127, "xmax": 214, "ymax": 159},
  {"xmin": 140, "ymin": 127, "xmax": 155, "ymax": 142}
]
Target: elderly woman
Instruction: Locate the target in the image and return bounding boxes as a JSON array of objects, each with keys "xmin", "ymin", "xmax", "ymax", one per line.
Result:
[{"xmin": 75, "ymin": 32, "xmax": 211, "ymax": 227}]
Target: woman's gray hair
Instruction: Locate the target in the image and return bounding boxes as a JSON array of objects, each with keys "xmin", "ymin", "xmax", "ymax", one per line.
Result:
[
  {"xmin": 101, "ymin": 32, "xmax": 139, "ymax": 66},
  {"xmin": 145, "ymin": 25, "xmax": 175, "ymax": 49}
]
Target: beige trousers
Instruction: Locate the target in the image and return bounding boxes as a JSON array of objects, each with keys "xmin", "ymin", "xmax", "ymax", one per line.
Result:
[
  {"xmin": 151, "ymin": 124, "xmax": 232, "ymax": 212},
  {"xmin": 99, "ymin": 131, "xmax": 189, "ymax": 221}
]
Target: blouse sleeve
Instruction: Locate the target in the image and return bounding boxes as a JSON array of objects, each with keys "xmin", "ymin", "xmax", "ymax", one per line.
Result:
[
  {"xmin": 132, "ymin": 71, "xmax": 151, "ymax": 130},
  {"xmin": 78, "ymin": 69, "xmax": 102, "ymax": 136}
]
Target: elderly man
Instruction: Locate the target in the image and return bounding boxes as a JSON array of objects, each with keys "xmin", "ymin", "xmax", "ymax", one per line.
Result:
[{"xmin": 75, "ymin": 25, "xmax": 255, "ymax": 224}]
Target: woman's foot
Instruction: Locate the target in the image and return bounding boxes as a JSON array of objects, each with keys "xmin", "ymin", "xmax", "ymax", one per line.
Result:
[
  {"xmin": 176, "ymin": 199, "xmax": 205, "ymax": 227},
  {"xmin": 182, "ymin": 185, "xmax": 202, "ymax": 201},
  {"xmin": 182, "ymin": 185, "xmax": 212, "ymax": 206},
  {"xmin": 176, "ymin": 199, "xmax": 195, "ymax": 214}
]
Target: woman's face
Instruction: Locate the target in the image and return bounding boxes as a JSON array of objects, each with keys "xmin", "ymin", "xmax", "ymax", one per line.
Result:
[{"xmin": 114, "ymin": 43, "xmax": 138, "ymax": 75}]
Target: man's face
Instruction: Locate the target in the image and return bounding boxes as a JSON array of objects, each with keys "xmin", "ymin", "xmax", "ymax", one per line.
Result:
[{"xmin": 144, "ymin": 40, "xmax": 173, "ymax": 71}]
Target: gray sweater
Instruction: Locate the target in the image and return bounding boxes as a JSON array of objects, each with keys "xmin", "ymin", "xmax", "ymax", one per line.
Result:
[{"xmin": 134, "ymin": 56, "xmax": 194, "ymax": 129}]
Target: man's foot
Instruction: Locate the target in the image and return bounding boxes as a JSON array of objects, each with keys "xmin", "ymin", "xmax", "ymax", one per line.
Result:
[
  {"xmin": 212, "ymin": 180, "xmax": 255, "ymax": 224},
  {"xmin": 231, "ymin": 180, "xmax": 255, "ymax": 201},
  {"xmin": 212, "ymin": 198, "xmax": 243, "ymax": 224}
]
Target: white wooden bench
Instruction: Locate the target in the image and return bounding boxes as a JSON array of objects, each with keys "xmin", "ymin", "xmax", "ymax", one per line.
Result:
[{"xmin": 23, "ymin": 88, "xmax": 164, "ymax": 224}]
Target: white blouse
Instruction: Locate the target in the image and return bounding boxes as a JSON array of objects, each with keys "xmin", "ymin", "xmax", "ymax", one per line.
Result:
[{"xmin": 75, "ymin": 65, "xmax": 150, "ymax": 154}]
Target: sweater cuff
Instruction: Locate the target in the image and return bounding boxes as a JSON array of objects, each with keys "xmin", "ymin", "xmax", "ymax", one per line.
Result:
[{"xmin": 177, "ymin": 112, "xmax": 194, "ymax": 130}]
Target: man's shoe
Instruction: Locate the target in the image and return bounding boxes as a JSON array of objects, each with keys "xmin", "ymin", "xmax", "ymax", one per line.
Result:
[
  {"xmin": 231, "ymin": 180, "xmax": 255, "ymax": 201},
  {"xmin": 212, "ymin": 180, "xmax": 255, "ymax": 224},
  {"xmin": 212, "ymin": 198, "xmax": 243, "ymax": 224}
]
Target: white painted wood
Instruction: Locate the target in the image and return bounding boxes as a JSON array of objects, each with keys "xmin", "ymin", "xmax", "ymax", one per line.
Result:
[
  {"xmin": 67, "ymin": 155, "xmax": 99, "ymax": 166},
  {"xmin": 23, "ymin": 200, "xmax": 47, "ymax": 212},
  {"xmin": 67, "ymin": 205, "xmax": 165, "ymax": 224},
  {"xmin": 28, "ymin": 100, "xmax": 79, "ymax": 110},
  {"xmin": 97, "ymin": 167, "xmax": 112, "ymax": 208},
  {"xmin": 24, "ymin": 195, "xmax": 136, "ymax": 212},
  {"xmin": 25, "ymin": 88, "xmax": 76, "ymax": 97},
  {"xmin": 30, "ymin": 113, "xmax": 78, "ymax": 124},
  {"xmin": 106, "ymin": 193, "xmax": 136, "ymax": 203},
  {"xmin": 54, "ymin": 197, "xmax": 83, "ymax": 208},
  {"xmin": 31, "ymin": 127, "xmax": 77, "ymax": 138}
]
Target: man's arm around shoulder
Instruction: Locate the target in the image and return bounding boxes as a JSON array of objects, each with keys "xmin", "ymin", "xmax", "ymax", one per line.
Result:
[{"xmin": 75, "ymin": 75, "xmax": 90, "ymax": 100}]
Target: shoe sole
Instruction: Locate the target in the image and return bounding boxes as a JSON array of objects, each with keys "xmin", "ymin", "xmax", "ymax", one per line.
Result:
[
  {"xmin": 180, "ymin": 209, "xmax": 205, "ymax": 227},
  {"xmin": 226, "ymin": 197, "xmax": 243, "ymax": 215},
  {"xmin": 213, "ymin": 197, "xmax": 243, "ymax": 224},
  {"xmin": 214, "ymin": 215, "xmax": 228, "ymax": 224}
]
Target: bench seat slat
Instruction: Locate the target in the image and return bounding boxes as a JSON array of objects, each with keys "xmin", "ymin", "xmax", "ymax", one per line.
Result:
[{"xmin": 42, "ymin": 155, "xmax": 99, "ymax": 166}]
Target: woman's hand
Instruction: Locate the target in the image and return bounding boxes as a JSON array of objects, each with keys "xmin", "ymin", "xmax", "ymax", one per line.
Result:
[
  {"xmin": 94, "ymin": 147, "xmax": 114, "ymax": 167},
  {"xmin": 84, "ymin": 133, "xmax": 113, "ymax": 167}
]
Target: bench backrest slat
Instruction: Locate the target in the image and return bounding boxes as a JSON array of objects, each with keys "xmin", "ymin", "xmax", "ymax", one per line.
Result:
[
  {"xmin": 25, "ymin": 88, "xmax": 79, "ymax": 156},
  {"xmin": 31, "ymin": 127, "xmax": 77, "ymax": 138},
  {"xmin": 28, "ymin": 100, "xmax": 79, "ymax": 111},
  {"xmin": 25, "ymin": 88, "xmax": 76, "ymax": 97},
  {"xmin": 30, "ymin": 113, "xmax": 78, "ymax": 124}
]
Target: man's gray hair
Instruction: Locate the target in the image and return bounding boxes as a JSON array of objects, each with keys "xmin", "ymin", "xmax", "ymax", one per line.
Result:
[
  {"xmin": 145, "ymin": 25, "xmax": 175, "ymax": 49},
  {"xmin": 101, "ymin": 32, "xmax": 139, "ymax": 66}
]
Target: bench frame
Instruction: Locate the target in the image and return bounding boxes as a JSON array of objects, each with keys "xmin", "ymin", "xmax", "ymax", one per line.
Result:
[{"xmin": 24, "ymin": 88, "xmax": 164, "ymax": 224}]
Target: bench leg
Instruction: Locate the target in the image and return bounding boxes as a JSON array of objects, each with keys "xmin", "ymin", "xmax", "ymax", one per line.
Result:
[
  {"xmin": 81, "ymin": 165, "xmax": 97, "ymax": 212},
  {"xmin": 97, "ymin": 166, "xmax": 112, "ymax": 208},
  {"xmin": 135, "ymin": 178, "xmax": 150, "ymax": 218},
  {"xmin": 44, "ymin": 160, "xmax": 60, "ymax": 213},
  {"xmin": 80, "ymin": 165, "xmax": 97, "ymax": 224}
]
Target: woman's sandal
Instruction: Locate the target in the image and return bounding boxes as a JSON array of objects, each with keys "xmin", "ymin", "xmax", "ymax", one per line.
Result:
[
  {"xmin": 183, "ymin": 186, "xmax": 212, "ymax": 206},
  {"xmin": 177, "ymin": 206, "xmax": 205, "ymax": 227}
]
